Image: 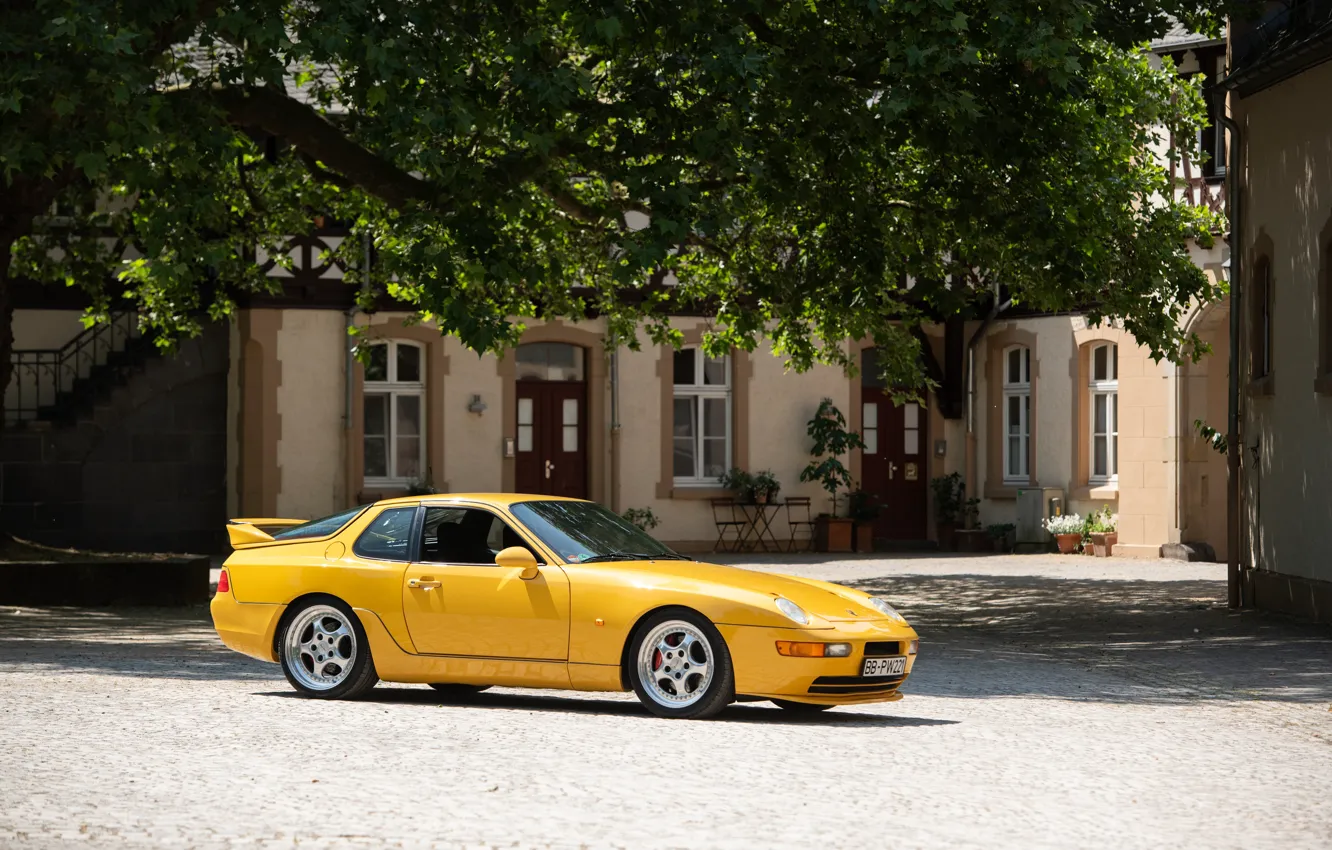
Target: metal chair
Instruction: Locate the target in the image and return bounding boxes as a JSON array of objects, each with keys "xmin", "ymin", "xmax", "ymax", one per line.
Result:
[
  {"xmin": 710, "ymin": 498, "xmax": 747, "ymax": 553},
  {"xmin": 784, "ymin": 497, "xmax": 816, "ymax": 552}
]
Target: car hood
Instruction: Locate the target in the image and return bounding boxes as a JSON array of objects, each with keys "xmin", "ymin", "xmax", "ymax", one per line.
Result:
[{"xmin": 595, "ymin": 558, "xmax": 889, "ymax": 624}]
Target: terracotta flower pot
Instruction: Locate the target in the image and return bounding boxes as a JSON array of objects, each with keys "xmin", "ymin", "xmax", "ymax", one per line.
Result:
[
  {"xmin": 1090, "ymin": 531, "xmax": 1118, "ymax": 557},
  {"xmin": 854, "ymin": 522, "xmax": 875, "ymax": 553},
  {"xmin": 816, "ymin": 517, "xmax": 854, "ymax": 552},
  {"xmin": 936, "ymin": 522, "xmax": 957, "ymax": 552},
  {"xmin": 1055, "ymin": 533, "xmax": 1082, "ymax": 554}
]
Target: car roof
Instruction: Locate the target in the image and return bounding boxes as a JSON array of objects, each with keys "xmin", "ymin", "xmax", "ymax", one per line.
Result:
[{"xmin": 371, "ymin": 493, "xmax": 589, "ymax": 508}]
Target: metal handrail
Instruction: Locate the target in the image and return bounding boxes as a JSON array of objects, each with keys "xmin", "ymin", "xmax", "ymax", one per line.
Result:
[{"xmin": 5, "ymin": 311, "xmax": 143, "ymax": 424}]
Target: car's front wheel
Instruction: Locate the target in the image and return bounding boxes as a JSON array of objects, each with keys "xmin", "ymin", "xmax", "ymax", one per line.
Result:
[
  {"xmin": 628, "ymin": 609, "xmax": 734, "ymax": 719},
  {"xmin": 278, "ymin": 597, "xmax": 378, "ymax": 699}
]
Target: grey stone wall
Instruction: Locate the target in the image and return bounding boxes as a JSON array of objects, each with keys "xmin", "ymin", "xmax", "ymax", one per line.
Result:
[{"xmin": 0, "ymin": 324, "xmax": 229, "ymax": 554}]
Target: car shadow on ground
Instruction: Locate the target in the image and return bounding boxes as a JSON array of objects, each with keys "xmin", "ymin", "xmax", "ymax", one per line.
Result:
[{"xmin": 251, "ymin": 686, "xmax": 960, "ymax": 727}]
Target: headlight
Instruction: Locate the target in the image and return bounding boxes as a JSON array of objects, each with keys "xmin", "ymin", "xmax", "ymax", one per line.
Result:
[
  {"xmin": 774, "ymin": 597, "xmax": 809, "ymax": 625},
  {"xmin": 867, "ymin": 597, "xmax": 907, "ymax": 623}
]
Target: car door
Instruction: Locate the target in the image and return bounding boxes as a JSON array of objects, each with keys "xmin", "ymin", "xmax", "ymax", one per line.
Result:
[{"xmin": 401, "ymin": 504, "xmax": 569, "ymax": 660}]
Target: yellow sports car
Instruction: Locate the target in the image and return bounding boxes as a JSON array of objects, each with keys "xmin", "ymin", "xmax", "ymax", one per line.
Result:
[{"xmin": 212, "ymin": 495, "xmax": 919, "ymax": 719}]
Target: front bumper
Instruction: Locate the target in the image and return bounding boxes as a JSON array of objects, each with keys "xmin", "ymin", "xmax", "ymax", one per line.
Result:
[
  {"xmin": 210, "ymin": 591, "xmax": 284, "ymax": 663},
  {"xmin": 717, "ymin": 620, "xmax": 919, "ymax": 705}
]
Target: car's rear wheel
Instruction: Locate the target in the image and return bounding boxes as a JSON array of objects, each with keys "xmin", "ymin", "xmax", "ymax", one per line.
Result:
[
  {"xmin": 628, "ymin": 609, "xmax": 734, "ymax": 719},
  {"xmin": 278, "ymin": 598, "xmax": 378, "ymax": 699},
  {"xmin": 771, "ymin": 699, "xmax": 834, "ymax": 713},
  {"xmin": 428, "ymin": 683, "xmax": 491, "ymax": 699}
]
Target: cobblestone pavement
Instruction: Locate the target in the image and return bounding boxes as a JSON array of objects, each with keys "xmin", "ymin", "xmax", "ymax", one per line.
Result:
[{"xmin": 3, "ymin": 554, "xmax": 1331, "ymax": 849}]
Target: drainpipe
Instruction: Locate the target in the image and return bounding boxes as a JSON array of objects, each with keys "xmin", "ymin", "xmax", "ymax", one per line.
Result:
[
  {"xmin": 609, "ymin": 333, "xmax": 622, "ymax": 512},
  {"xmin": 1216, "ymin": 90, "xmax": 1244, "ymax": 610},
  {"xmin": 964, "ymin": 291, "xmax": 1011, "ymax": 502}
]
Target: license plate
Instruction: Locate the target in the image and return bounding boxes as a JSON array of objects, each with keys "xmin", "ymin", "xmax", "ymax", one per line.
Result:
[{"xmin": 862, "ymin": 656, "xmax": 906, "ymax": 678}]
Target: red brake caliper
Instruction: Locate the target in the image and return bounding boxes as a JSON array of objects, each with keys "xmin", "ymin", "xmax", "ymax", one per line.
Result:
[{"xmin": 652, "ymin": 649, "xmax": 663, "ymax": 670}]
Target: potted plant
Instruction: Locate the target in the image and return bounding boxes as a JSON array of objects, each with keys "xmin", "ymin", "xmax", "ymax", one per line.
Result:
[
  {"xmin": 930, "ymin": 472, "xmax": 965, "ymax": 551},
  {"xmin": 985, "ymin": 523, "xmax": 1016, "ymax": 553},
  {"xmin": 847, "ymin": 488, "xmax": 879, "ymax": 553},
  {"xmin": 954, "ymin": 496, "xmax": 991, "ymax": 552},
  {"xmin": 798, "ymin": 399, "xmax": 865, "ymax": 552},
  {"xmin": 751, "ymin": 470, "xmax": 781, "ymax": 505},
  {"xmin": 718, "ymin": 467, "xmax": 755, "ymax": 503},
  {"xmin": 1044, "ymin": 513, "xmax": 1085, "ymax": 554},
  {"xmin": 1086, "ymin": 507, "xmax": 1118, "ymax": 557}
]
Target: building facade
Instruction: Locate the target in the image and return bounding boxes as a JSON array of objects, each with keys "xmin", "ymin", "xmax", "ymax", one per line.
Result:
[{"xmin": 1223, "ymin": 2, "xmax": 1332, "ymax": 622}]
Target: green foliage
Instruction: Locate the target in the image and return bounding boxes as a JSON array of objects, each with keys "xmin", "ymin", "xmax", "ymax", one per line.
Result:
[
  {"xmin": 751, "ymin": 469, "xmax": 781, "ymax": 502},
  {"xmin": 931, "ymin": 472, "xmax": 966, "ymax": 526},
  {"xmin": 718, "ymin": 467, "xmax": 755, "ymax": 499},
  {"xmin": 2, "ymin": 0, "xmax": 1236, "ymax": 394},
  {"xmin": 799, "ymin": 399, "xmax": 865, "ymax": 513},
  {"xmin": 621, "ymin": 507, "xmax": 661, "ymax": 532},
  {"xmin": 985, "ymin": 522, "xmax": 1016, "ymax": 540},
  {"xmin": 1193, "ymin": 419, "xmax": 1228, "ymax": 455},
  {"xmin": 847, "ymin": 488, "xmax": 880, "ymax": 522},
  {"xmin": 1084, "ymin": 506, "xmax": 1118, "ymax": 535}
]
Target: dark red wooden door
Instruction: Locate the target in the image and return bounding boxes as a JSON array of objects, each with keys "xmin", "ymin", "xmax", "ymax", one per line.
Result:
[
  {"xmin": 515, "ymin": 381, "xmax": 588, "ymax": 498},
  {"xmin": 860, "ymin": 388, "xmax": 929, "ymax": 540}
]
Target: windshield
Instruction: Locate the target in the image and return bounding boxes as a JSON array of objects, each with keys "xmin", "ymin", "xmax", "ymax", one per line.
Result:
[
  {"xmin": 271, "ymin": 505, "xmax": 368, "ymax": 541},
  {"xmin": 510, "ymin": 501, "xmax": 680, "ymax": 563}
]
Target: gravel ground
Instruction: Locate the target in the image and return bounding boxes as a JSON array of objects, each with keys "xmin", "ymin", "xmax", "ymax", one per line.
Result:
[{"xmin": 3, "ymin": 554, "xmax": 1331, "ymax": 850}]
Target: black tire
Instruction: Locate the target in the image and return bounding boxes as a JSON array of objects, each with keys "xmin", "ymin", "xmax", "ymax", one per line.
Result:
[
  {"xmin": 771, "ymin": 699, "xmax": 835, "ymax": 713},
  {"xmin": 277, "ymin": 595, "xmax": 379, "ymax": 699},
  {"xmin": 626, "ymin": 607, "xmax": 735, "ymax": 719},
  {"xmin": 428, "ymin": 683, "xmax": 491, "ymax": 698}
]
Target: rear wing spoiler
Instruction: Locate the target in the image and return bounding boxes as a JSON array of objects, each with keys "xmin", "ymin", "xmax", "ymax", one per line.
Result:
[{"xmin": 227, "ymin": 517, "xmax": 306, "ymax": 549}]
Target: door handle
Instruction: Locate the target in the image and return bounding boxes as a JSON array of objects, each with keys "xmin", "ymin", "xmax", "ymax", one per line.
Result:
[
  {"xmin": 408, "ymin": 578, "xmax": 441, "ymax": 590},
  {"xmin": 545, "ymin": 459, "xmax": 554, "ymax": 479},
  {"xmin": 888, "ymin": 462, "xmax": 898, "ymax": 480}
]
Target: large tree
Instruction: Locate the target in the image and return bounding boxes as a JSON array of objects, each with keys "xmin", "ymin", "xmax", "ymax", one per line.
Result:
[{"xmin": 2, "ymin": 0, "xmax": 1227, "ymax": 410}]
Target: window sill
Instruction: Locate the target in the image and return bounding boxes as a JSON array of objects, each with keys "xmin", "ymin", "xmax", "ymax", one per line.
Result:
[
  {"xmin": 1248, "ymin": 374, "xmax": 1275, "ymax": 397},
  {"xmin": 1315, "ymin": 374, "xmax": 1332, "ymax": 395},
  {"xmin": 984, "ymin": 481, "xmax": 1031, "ymax": 500},
  {"xmin": 1072, "ymin": 484, "xmax": 1119, "ymax": 501},
  {"xmin": 666, "ymin": 485, "xmax": 731, "ymax": 501}
]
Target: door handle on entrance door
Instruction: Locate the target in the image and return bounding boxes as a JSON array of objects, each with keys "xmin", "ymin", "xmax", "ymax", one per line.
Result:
[
  {"xmin": 888, "ymin": 462, "xmax": 898, "ymax": 480},
  {"xmin": 408, "ymin": 578, "xmax": 441, "ymax": 590},
  {"xmin": 545, "ymin": 459, "xmax": 554, "ymax": 479}
]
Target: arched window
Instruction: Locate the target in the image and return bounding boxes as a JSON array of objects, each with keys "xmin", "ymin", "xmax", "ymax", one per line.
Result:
[
  {"xmin": 1089, "ymin": 343, "xmax": 1118, "ymax": 482},
  {"xmin": 363, "ymin": 340, "xmax": 425, "ymax": 486},
  {"xmin": 672, "ymin": 347, "xmax": 731, "ymax": 483},
  {"xmin": 1002, "ymin": 345, "xmax": 1031, "ymax": 484}
]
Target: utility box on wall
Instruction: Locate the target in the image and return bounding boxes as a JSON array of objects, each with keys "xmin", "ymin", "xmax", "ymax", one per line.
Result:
[{"xmin": 1016, "ymin": 487, "xmax": 1065, "ymax": 549}]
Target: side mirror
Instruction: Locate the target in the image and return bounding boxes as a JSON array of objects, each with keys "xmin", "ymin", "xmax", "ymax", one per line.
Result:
[{"xmin": 495, "ymin": 546, "xmax": 540, "ymax": 580}]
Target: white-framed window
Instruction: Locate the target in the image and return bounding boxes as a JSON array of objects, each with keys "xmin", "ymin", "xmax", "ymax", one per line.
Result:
[
  {"xmin": 363, "ymin": 340, "xmax": 425, "ymax": 487},
  {"xmin": 1002, "ymin": 345, "xmax": 1031, "ymax": 485},
  {"xmin": 1089, "ymin": 343, "xmax": 1118, "ymax": 483},
  {"xmin": 672, "ymin": 348, "xmax": 731, "ymax": 484}
]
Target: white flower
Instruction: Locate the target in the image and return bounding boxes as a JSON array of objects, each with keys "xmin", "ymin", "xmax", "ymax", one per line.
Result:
[{"xmin": 1043, "ymin": 514, "xmax": 1084, "ymax": 535}]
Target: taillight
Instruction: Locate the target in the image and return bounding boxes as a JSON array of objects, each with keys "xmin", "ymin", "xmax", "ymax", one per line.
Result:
[{"xmin": 217, "ymin": 569, "xmax": 230, "ymax": 594}]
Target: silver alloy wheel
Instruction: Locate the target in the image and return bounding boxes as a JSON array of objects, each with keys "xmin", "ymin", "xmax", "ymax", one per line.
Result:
[
  {"xmin": 635, "ymin": 620, "xmax": 715, "ymax": 709},
  {"xmin": 284, "ymin": 605, "xmax": 357, "ymax": 691}
]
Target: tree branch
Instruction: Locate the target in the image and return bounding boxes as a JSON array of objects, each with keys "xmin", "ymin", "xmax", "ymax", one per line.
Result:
[{"xmin": 208, "ymin": 85, "xmax": 451, "ymax": 212}]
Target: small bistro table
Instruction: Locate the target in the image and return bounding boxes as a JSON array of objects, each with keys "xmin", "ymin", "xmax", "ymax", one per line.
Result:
[{"xmin": 736, "ymin": 502, "xmax": 784, "ymax": 553}]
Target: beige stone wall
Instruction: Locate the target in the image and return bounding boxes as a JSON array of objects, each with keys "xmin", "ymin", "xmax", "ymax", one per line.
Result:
[
  {"xmin": 274, "ymin": 310, "xmax": 348, "ymax": 519},
  {"xmin": 1178, "ymin": 301, "xmax": 1230, "ymax": 561},
  {"xmin": 440, "ymin": 334, "xmax": 505, "ymax": 492},
  {"xmin": 11, "ymin": 309, "xmax": 85, "ymax": 350},
  {"xmin": 1236, "ymin": 60, "xmax": 1332, "ymax": 584}
]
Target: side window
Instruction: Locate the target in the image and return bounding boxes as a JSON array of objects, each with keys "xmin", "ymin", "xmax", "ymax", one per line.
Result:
[
  {"xmin": 419, "ymin": 507, "xmax": 542, "ymax": 565},
  {"xmin": 352, "ymin": 507, "xmax": 418, "ymax": 561}
]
